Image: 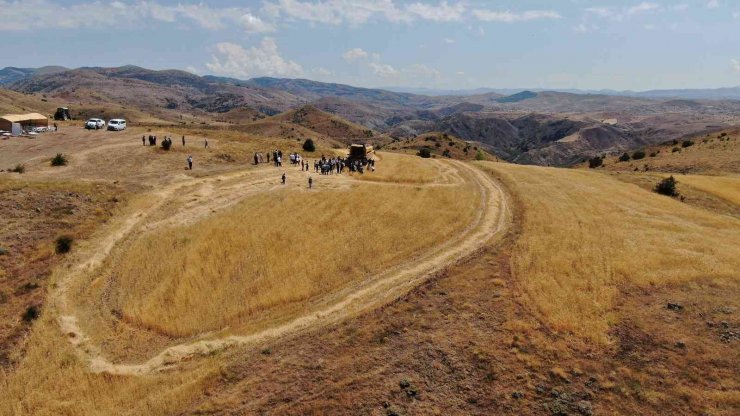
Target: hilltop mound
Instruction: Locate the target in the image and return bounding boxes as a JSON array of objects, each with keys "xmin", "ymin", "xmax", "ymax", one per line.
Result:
[
  {"xmin": 382, "ymin": 131, "xmax": 493, "ymax": 160},
  {"xmin": 266, "ymin": 105, "xmax": 376, "ymax": 143}
]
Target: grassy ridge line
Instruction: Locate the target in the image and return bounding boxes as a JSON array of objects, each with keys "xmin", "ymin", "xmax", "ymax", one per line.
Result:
[{"xmin": 477, "ymin": 162, "xmax": 740, "ymax": 344}]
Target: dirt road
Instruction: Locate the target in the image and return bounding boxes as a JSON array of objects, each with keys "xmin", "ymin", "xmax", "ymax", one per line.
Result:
[{"xmin": 51, "ymin": 158, "xmax": 510, "ymax": 375}]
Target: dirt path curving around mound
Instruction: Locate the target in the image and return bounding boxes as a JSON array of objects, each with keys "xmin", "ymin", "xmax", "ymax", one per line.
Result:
[{"xmin": 53, "ymin": 160, "xmax": 510, "ymax": 375}]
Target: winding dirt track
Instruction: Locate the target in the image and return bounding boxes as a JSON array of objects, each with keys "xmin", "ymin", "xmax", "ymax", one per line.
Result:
[{"xmin": 52, "ymin": 158, "xmax": 510, "ymax": 375}]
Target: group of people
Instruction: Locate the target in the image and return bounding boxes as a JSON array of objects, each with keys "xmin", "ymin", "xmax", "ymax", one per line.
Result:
[{"xmin": 142, "ymin": 135, "xmax": 208, "ymax": 148}]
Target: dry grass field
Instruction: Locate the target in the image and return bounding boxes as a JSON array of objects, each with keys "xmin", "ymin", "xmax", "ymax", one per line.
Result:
[
  {"xmin": 591, "ymin": 129, "xmax": 739, "ymax": 175},
  {"xmin": 1, "ymin": 94, "xmax": 738, "ymax": 416},
  {"xmin": 478, "ymin": 162, "xmax": 740, "ymax": 344},
  {"xmin": 111, "ymin": 182, "xmax": 477, "ymax": 337}
]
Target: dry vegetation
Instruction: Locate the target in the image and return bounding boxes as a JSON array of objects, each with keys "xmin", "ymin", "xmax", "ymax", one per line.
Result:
[
  {"xmin": 354, "ymin": 151, "xmax": 443, "ymax": 184},
  {"xmin": 110, "ymin": 182, "xmax": 477, "ymax": 337},
  {"xmin": 0, "ymin": 177, "xmax": 121, "ymax": 365},
  {"xmin": 478, "ymin": 162, "xmax": 740, "ymax": 344},
  {"xmin": 590, "ymin": 129, "xmax": 739, "ymax": 175},
  {"xmin": 382, "ymin": 131, "xmax": 495, "ymax": 161}
]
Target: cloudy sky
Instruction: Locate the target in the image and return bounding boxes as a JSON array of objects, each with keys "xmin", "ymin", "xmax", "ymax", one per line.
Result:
[{"xmin": 3, "ymin": 0, "xmax": 740, "ymax": 90}]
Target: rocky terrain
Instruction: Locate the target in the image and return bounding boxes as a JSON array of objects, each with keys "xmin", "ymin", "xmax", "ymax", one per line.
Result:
[{"xmin": 3, "ymin": 66, "xmax": 738, "ymax": 166}]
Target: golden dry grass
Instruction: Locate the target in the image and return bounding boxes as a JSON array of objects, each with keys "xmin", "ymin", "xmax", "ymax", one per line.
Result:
[
  {"xmin": 593, "ymin": 130, "xmax": 739, "ymax": 175},
  {"xmin": 478, "ymin": 162, "xmax": 740, "ymax": 344},
  {"xmin": 109, "ymin": 182, "xmax": 477, "ymax": 336},
  {"xmin": 676, "ymin": 174, "xmax": 740, "ymax": 205},
  {"xmin": 355, "ymin": 151, "xmax": 442, "ymax": 184}
]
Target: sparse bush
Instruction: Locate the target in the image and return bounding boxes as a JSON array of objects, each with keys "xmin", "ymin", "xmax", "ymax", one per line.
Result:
[
  {"xmin": 0, "ymin": 247, "xmax": 8, "ymax": 256},
  {"xmin": 632, "ymin": 150, "xmax": 646, "ymax": 160},
  {"xmin": 417, "ymin": 148, "xmax": 431, "ymax": 158},
  {"xmin": 55, "ymin": 235, "xmax": 73, "ymax": 254},
  {"xmin": 434, "ymin": 142, "xmax": 441, "ymax": 148},
  {"xmin": 22, "ymin": 305, "xmax": 40, "ymax": 322},
  {"xmin": 475, "ymin": 151, "xmax": 486, "ymax": 161},
  {"xmin": 672, "ymin": 147, "xmax": 680, "ymax": 153},
  {"xmin": 51, "ymin": 153, "xmax": 68, "ymax": 166},
  {"xmin": 588, "ymin": 156, "xmax": 603, "ymax": 168},
  {"xmin": 649, "ymin": 152, "xmax": 657, "ymax": 157},
  {"xmin": 302, "ymin": 138, "xmax": 316, "ymax": 152},
  {"xmin": 442, "ymin": 149, "xmax": 451, "ymax": 158},
  {"xmin": 655, "ymin": 176, "xmax": 679, "ymax": 197},
  {"xmin": 681, "ymin": 140, "xmax": 694, "ymax": 148},
  {"xmin": 618, "ymin": 153, "xmax": 630, "ymax": 162},
  {"xmin": 10, "ymin": 164, "xmax": 25, "ymax": 173}
]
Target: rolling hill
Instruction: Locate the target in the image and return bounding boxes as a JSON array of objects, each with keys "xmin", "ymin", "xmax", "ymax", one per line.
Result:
[{"xmin": 3, "ymin": 65, "xmax": 737, "ymax": 166}]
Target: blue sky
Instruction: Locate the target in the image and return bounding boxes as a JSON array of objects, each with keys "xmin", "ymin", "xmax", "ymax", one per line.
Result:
[{"xmin": 2, "ymin": 0, "xmax": 739, "ymax": 90}]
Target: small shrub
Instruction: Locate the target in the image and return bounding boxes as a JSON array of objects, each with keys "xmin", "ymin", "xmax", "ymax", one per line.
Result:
[
  {"xmin": 649, "ymin": 152, "xmax": 657, "ymax": 157},
  {"xmin": 632, "ymin": 150, "xmax": 646, "ymax": 160},
  {"xmin": 588, "ymin": 156, "xmax": 603, "ymax": 168},
  {"xmin": 442, "ymin": 149, "xmax": 451, "ymax": 158},
  {"xmin": 618, "ymin": 153, "xmax": 630, "ymax": 162},
  {"xmin": 672, "ymin": 147, "xmax": 680, "ymax": 153},
  {"xmin": 55, "ymin": 235, "xmax": 73, "ymax": 254},
  {"xmin": 475, "ymin": 151, "xmax": 485, "ymax": 161},
  {"xmin": 302, "ymin": 138, "xmax": 316, "ymax": 152},
  {"xmin": 22, "ymin": 305, "xmax": 40, "ymax": 322},
  {"xmin": 0, "ymin": 247, "xmax": 8, "ymax": 256},
  {"xmin": 417, "ymin": 148, "xmax": 431, "ymax": 158},
  {"xmin": 655, "ymin": 176, "xmax": 679, "ymax": 197},
  {"xmin": 681, "ymin": 140, "xmax": 694, "ymax": 148},
  {"xmin": 10, "ymin": 164, "xmax": 25, "ymax": 173},
  {"xmin": 51, "ymin": 153, "xmax": 68, "ymax": 166}
]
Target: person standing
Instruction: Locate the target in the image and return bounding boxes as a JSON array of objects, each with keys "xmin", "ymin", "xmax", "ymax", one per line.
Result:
[
  {"xmin": 182, "ymin": 135, "xmax": 186, "ymax": 146},
  {"xmin": 187, "ymin": 155, "xmax": 193, "ymax": 170},
  {"xmin": 308, "ymin": 176, "xmax": 313, "ymax": 189},
  {"xmin": 204, "ymin": 138, "xmax": 208, "ymax": 149},
  {"xmin": 142, "ymin": 135, "xmax": 145, "ymax": 146},
  {"xmin": 281, "ymin": 173, "xmax": 286, "ymax": 185}
]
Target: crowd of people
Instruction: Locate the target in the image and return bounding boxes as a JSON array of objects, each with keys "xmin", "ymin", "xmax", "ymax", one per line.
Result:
[{"xmin": 138, "ymin": 133, "xmax": 377, "ymax": 187}]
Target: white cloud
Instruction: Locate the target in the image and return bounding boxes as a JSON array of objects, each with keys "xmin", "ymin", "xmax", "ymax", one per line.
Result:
[
  {"xmin": 240, "ymin": 14, "xmax": 277, "ymax": 33},
  {"xmin": 262, "ymin": 0, "xmax": 466, "ymax": 25},
  {"xmin": 707, "ymin": 0, "xmax": 719, "ymax": 9},
  {"xmin": 627, "ymin": 2, "xmax": 660, "ymax": 16},
  {"xmin": 734, "ymin": 11, "xmax": 740, "ymax": 18},
  {"xmin": 573, "ymin": 23, "xmax": 599, "ymax": 33},
  {"xmin": 443, "ymin": 37, "xmax": 455, "ymax": 44},
  {"xmin": 205, "ymin": 38, "xmax": 303, "ymax": 79},
  {"xmin": 732, "ymin": 59, "xmax": 740, "ymax": 72},
  {"xmin": 585, "ymin": 3, "xmax": 661, "ymax": 21},
  {"xmin": 369, "ymin": 62, "xmax": 399, "ymax": 77},
  {"xmin": 313, "ymin": 67, "xmax": 332, "ymax": 76},
  {"xmin": 405, "ymin": 1, "xmax": 465, "ymax": 22},
  {"xmin": 473, "ymin": 9, "xmax": 561, "ymax": 23},
  {"xmin": 0, "ymin": 0, "xmax": 273, "ymax": 32},
  {"xmin": 643, "ymin": 23, "xmax": 656, "ymax": 30},
  {"xmin": 342, "ymin": 47, "xmax": 369, "ymax": 62},
  {"xmin": 672, "ymin": 4, "xmax": 689, "ymax": 12}
]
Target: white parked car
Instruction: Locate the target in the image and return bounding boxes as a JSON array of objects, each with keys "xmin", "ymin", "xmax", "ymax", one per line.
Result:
[
  {"xmin": 85, "ymin": 118, "xmax": 105, "ymax": 129},
  {"xmin": 107, "ymin": 119, "xmax": 127, "ymax": 131}
]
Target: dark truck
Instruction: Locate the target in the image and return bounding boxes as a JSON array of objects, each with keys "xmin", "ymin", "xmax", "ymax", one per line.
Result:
[{"xmin": 348, "ymin": 143, "xmax": 374, "ymax": 163}]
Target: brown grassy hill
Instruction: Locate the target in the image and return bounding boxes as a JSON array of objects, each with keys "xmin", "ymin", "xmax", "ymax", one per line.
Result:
[
  {"xmin": 0, "ymin": 90, "xmax": 59, "ymax": 116},
  {"xmin": 263, "ymin": 105, "xmax": 376, "ymax": 144},
  {"xmin": 7, "ymin": 67, "xmax": 306, "ymax": 121},
  {"xmin": 584, "ymin": 128, "xmax": 739, "ymax": 175},
  {"xmin": 380, "ymin": 131, "xmax": 496, "ymax": 161}
]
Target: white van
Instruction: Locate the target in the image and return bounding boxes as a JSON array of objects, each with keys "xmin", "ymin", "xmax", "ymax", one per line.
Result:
[{"xmin": 107, "ymin": 119, "xmax": 127, "ymax": 131}]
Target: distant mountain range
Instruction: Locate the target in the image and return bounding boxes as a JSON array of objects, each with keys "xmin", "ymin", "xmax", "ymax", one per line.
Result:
[
  {"xmin": 1, "ymin": 65, "xmax": 737, "ymax": 166},
  {"xmin": 385, "ymin": 85, "xmax": 740, "ymax": 101}
]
